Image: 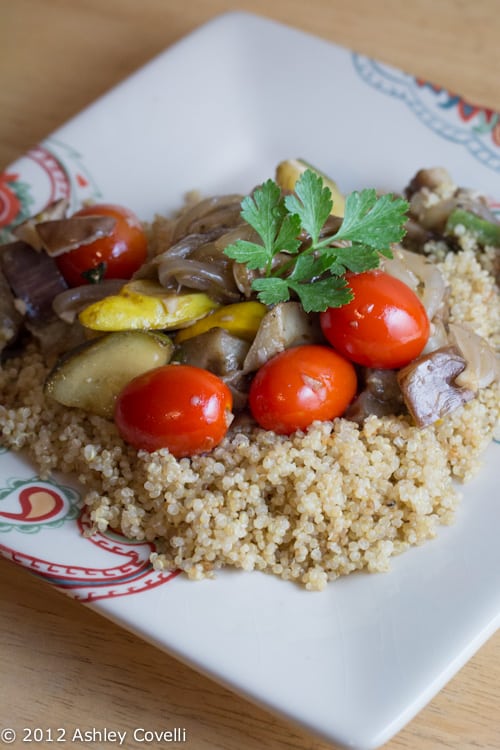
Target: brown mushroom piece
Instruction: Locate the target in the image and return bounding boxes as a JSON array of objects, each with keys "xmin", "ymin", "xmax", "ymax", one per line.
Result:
[
  {"xmin": 405, "ymin": 167, "xmax": 454, "ymax": 198},
  {"xmin": 397, "ymin": 346, "xmax": 475, "ymax": 428},
  {"xmin": 12, "ymin": 197, "xmax": 69, "ymax": 250},
  {"xmin": 35, "ymin": 215, "xmax": 116, "ymax": 257},
  {"xmin": 405, "ymin": 167, "xmax": 500, "ymax": 238}
]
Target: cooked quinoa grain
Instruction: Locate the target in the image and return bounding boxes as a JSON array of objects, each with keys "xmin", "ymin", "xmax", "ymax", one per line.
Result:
[{"xmin": 0, "ymin": 249, "xmax": 499, "ymax": 590}]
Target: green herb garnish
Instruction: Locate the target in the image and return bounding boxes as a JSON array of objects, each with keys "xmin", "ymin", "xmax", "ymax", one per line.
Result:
[{"xmin": 224, "ymin": 170, "xmax": 409, "ymax": 312}]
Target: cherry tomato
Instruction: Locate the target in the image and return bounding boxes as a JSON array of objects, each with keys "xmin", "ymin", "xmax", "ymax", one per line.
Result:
[
  {"xmin": 56, "ymin": 203, "xmax": 147, "ymax": 287},
  {"xmin": 320, "ymin": 270, "xmax": 430, "ymax": 369},
  {"xmin": 248, "ymin": 345, "xmax": 357, "ymax": 435},
  {"xmin": 114, "ymin": 365, "xmax": 233, "ymax": 457}
]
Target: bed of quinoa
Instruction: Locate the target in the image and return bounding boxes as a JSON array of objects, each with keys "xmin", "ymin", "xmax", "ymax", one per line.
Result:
[{"xmin": 0, "ymin": 246, "xmax": 499, "ymax": 590}]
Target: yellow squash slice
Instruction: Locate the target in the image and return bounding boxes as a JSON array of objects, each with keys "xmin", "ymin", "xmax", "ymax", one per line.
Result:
[
  {"xmin": 79, "ymin": 280, "xmax": 219, "ymax": 332},
  {"xmin": 175, "ymin": 301, "xmax": 267, "ymax": 344},
  {"xmin": 275, "ymin": 158, "xmax": 346, "ymax": 217}
]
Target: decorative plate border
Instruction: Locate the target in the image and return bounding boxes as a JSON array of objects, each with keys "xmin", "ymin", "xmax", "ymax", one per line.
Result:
[
  {"xmin": 352, "ymin": 55, "xmax": 500, "ymax": 173},
  {"xmin": 0, "ymin": 137, "xmax": 102, "ymax": 242},
  {"xmin": 0, "ymin": 475, "xmax": 179, "ymax": 602}
]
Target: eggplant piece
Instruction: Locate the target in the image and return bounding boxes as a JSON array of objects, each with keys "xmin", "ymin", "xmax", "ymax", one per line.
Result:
[
  {"xmin": 25, "ymin": 318, "xmax": 87, "ymax": 361},
  {"xmin": 221, "ymin": 369, "xmax": 252, "ymax": 412},
  {"xmin": 243, "ymin": 302, "xmax": 324, "ymax": 373},
  {"xmin": 176, "ymin": 328, "xmax": 250, "ymax": 376},
  {"xmin": 345, "ymin": 368, "xmax": 405, "ymax": 425},
  {"xmin": 0, "ymin": 269, "xmax": 23, "ymax": 353},
  {"xmin": 397, "ymin": 346, "xmax": 475, "ymax": 427},
  {"xmin": 0, "ymin": 240, "xmax": 67, "ymax": 321},
  {"xmin": 176, "ymin": 328, "xmax": 252, "ymax": 410},
  {"xmin": 345, "ymin": 390, "xmax": 404, "ymax": 425},
  {"xmin": 45, "ymin": 330, "xmax": 174, "ymax": 418}
]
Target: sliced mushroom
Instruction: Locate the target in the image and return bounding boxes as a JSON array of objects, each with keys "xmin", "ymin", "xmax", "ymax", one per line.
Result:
[
  {"xmin": 243, "ymin": 302, "xmax": 324, "ymax": 373},
  {"xmin": 405, "ymin": 167, "xmax": 454, "ymax": 198},
  {"xmin": 36, "ymin": 215, "xmax": 116, "ymax": 257},
  {"xmin": 12, "ymin": 198, "xmax": 69, "ymax": 250},
  {"xmin": 397, "ymin": 346, "xmax": 475, "ymax": 427},
  {"xmin": 405, "ymin": 167, "xmax": 500, "ymax": 240}
]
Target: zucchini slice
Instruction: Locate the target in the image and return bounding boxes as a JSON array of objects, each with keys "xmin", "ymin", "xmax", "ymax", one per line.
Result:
[{"xmin": 45, "ymin": 330, "xmax": 173, "ymax": 418}]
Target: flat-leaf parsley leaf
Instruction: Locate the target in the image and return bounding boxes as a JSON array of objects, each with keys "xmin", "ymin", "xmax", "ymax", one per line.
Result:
[{"xmin": 224, "ymin": 169, "xmax": 409, "ymax": 312}]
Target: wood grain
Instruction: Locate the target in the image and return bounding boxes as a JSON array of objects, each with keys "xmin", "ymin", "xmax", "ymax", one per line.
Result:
[{"xmin": 0, "ymin": 1, "xmax": 499, "ymax": 748}]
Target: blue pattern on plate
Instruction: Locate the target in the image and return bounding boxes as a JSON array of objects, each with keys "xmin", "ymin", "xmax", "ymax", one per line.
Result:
[{"xmin": 352, "ymin": 55, "xmax": 500, "ymax": 173}]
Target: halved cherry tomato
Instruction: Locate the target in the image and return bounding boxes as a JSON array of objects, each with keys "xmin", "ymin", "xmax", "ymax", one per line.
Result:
[
  {"xmin": 56, "ymin": 203, "xmax": 147, "ymax": 287},
  {"xmin": 320, "ymin": 270, "xmax": 429, "ymax": 369},
  {"xmin": 248, "ymin": 345, "xmax": 357, "ymax": 435},
  {"xmin": 114, "ymin": 365, "xmax": 233, "ymax": 457}
]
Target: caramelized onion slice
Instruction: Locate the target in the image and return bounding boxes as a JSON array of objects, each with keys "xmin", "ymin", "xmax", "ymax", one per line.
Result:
[
  {"xmin": 448, "ymin": 323, "xmax": 500, "ymax": 391},
  {"xmin": 383, "ymin": 247, "xmax": 446, "ymax": 321},
  {"xmin": 52, "ymin": 279, "xmax": 127, "ymax": 323},
  {"xmin": 171, "ymin": 195, "xmax": 243, "ymax": 241}
]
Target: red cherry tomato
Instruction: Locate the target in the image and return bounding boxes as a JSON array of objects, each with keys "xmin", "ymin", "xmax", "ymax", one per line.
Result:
[
  {"xmin": 320, "ymin": 270, "xmax": 430, "ymax": 369},
  {"xmin": 248, "ymin": 345, "xmax": 357, "ymax": 435},
  {"xmin": 55, "ymin": 203, "xmax": 147, "ymax": 287},
  {"xmin": 115, "ymin": 365, "xmax": 233, "ymax": 457}
]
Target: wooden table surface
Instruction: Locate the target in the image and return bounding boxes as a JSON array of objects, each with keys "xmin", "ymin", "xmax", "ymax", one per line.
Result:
[{"xmin": 1, "ymin": 1, "xmax": 499, "ymax": 749}]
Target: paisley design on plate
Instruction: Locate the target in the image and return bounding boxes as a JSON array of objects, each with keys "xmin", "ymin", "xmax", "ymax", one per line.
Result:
[
  {"xmin": 0, "ymin": 477, "xmax": 80, "ymax": 533},
  {"xmin": 352, "ymin": 55, "xmax": 500, "ymax": 173},
  {"xmin": 0, "ymin": 508, "xmax": 179, "ymax": 602}
]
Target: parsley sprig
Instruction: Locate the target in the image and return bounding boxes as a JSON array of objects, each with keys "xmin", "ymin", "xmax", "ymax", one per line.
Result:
[{"xmin": 224, "ymin": 170, "xmax": 409, "ymax": 312}]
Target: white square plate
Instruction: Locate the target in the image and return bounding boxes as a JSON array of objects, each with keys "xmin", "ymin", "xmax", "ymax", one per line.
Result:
[{"xmin": 0, "ymin": 12, "xmax": 499, "ymax": 750}]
